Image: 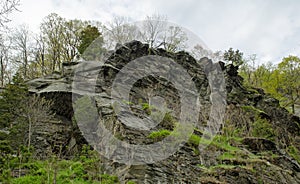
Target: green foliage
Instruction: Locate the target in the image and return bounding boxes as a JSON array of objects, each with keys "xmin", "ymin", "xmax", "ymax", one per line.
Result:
[
  {"xmin": 148, "ymin": 129, "xmax": 171, "ymax": 140},
  {"xmin": 241, "ymin": 105, "xmax": 264, "ymax": 113},
  {"xmin": 218, "ymin": 152, "xmax": 236, "ymax": 160},
  {"xmin": 0, "ymin": 140, "xmax": 13, "ymax": 173},
  {"xmin": 1, "ymin": 145, "xmax": 119, "ymax": 184},
  {"xmin": 79, "ymin": 25, "xmax": 105, "ymax": 61},
  {"xmin": 140, "ymin": 101, "xmax": 176, "ymax": 130},
  {"xmin": 141, "ymin": 102, "xmax": 152, "ymax": 115},
  {"xmin": 241, "ymin": 105, "xmax": 266, "ymax": 118},
  {"xmin": 141, "ymin": 102, "xmax": 150, "ymax": 110},
  {"xmin": 212, "ymin": 135, "xmax": 241, "ymax": 152},
  {"xmin": 239, "ymin": 55, "xmax": 300, "ymax": 114},
  {"xmin": 100, "ymin": 174, "xmax": 119, "ymax": 184},
  {"xmin": 0, "ymin": 74, "xmax": 28, "ymax": 128},
  {"xmin": 287, "ymin": 145, "xmax": 300, "ymax": 163},
  {"xmin": 78, "ymin": 25, "xmax": 101, "ymax": 54},
  {"xmin": 222, "ymin": 124, "xmax": 245, "ymax": 139},
  {"xmin": 251, "ymin": 118, "xmax": 276, "ymax": 140},
  {"xmin": 223, "ymin": 48, "xmax": 244, "ymax": 66},
  {"xmin": 276, "ymin": 55, "xmax": 300, "ymax": 113},
  {"xmin": 188, "ymin": 134, "xmax": 201, "ymax": 146},
  {"xmin": 160, "ymin": 112, "xmax": 177, "ymax": 130}
]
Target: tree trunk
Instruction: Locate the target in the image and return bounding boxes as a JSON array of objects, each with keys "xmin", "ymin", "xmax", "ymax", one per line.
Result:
[
  {"xmin": 28, "ymin": 115, "xmax": 32, "ymax": 151},
  {"xmin": 24, "ymin": 50, "xmax": 28, "ymax": 79},
  {"xmin": 0, "ymin": 55, "xmax": 4, "ymax": 87}
]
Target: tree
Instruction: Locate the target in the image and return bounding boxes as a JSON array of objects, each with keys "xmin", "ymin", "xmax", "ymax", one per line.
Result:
[
  {"xmin": 0, "ymin": 0, "xmax": 20, "ymax": 27},
  {"xmin": 40, "ymin": 13, "xmax": 65, "ymax": 72},
  {"xmin": 239, "ymin": 54, "xmax": 257, "ymax": 86},
  {"xmin": 141, "ymin": 14, "xmax": 167, "ymax": 48},
  {"xmin": 240, "ymin": 55, "xmax": 300, "ymax": 114},
  {"xmin": 140, "ymin": 14, "xmax": 188, "ymax": 52},
  {"xmin": 104, "ymin": 16, "xmax": 140, "ymax": 49},
  {"xmin": 33, "ymin": 33, "xmax": 47, "ymax": 76},
  {"xmin": 78, "ymin": 25, "xmax": 106, "ymax": 61},
  {"xmin": 22, "ymin": 95, "xmax": 54, "ymax": 150},
  {"xmin": 40, "ymin": 13, "xmax": 105, "ymax": 66},
  {"xmin": 0, "ymin": 73, "xmax": 55, "ymax": 151},
  {"xmin": 223, "ymin": 48, "xmax": 243, "ymax": 66},
  {"xmin": 0, "ymin": 33, "xmax": 11, "ymax": 86},
  {"xmin": 162, "ymin": 25, "xmax": 187, "ymax": 52},
  {"xmin": 277, "ymin": 55, "xmax": 300, "ymax": 114},
  {"xmin": 12, "ymin": 24, "xmax": 33, "ymax": 79},
  {"xmin": 191, "ymin": 44, "xmax": 223, "ymax": 61},
  {"xmin": 78, "ymin": 25, "xmax": 101, "ymax": 55},
  {"xmin": 61, "ymin": 19, "xmax": 86, "ymax": 61},
  {"xmin": 0, "ymin": 73, "xmax": 28, "ymax": 128}
]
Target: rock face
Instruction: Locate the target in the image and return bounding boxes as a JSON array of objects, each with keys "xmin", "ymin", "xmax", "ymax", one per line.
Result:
[{"xmin": 27, "ymin": 41, "xmax": 300, "ymax": 183}]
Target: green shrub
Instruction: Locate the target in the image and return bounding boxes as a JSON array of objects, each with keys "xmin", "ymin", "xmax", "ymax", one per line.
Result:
[
  {"xmin": 12, "ymin": 175, "xmax": 46, "ymax": 184},
  {"xmin": 218, "ymin": 152, "xmax": 236, "ymax": 160},
  {"xmin": 101, "ymin": 174, "xmax": 119, "ymax": 184},
  {"xmin": 241, "ymin": 105, "xmax": 265, "ymax": 114},
  {"xmin": 2, "ymin": 144, "xmax": 120, "ymax": 184},
  {"xmin": 251, "ymin": 118, "xmax": 275, "ymax": 140},
  {"xmin": 188, "ymin": 134, "xmax": 201, "ymax": 146},
  {"xmin": 287, "ymin": 145, "xmax": 300, "ymax": 163},
  {"xmin": 148, "ymin": 129, "xmax": 171, "ymax": 141}
]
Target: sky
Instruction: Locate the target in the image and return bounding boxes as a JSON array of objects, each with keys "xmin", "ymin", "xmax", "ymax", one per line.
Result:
[{"xmin": 8, "ymin": 0, "xmax": 300, "ymax": 65}]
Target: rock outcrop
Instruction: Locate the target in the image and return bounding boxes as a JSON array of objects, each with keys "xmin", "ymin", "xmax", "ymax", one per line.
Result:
[{"xmin": 27, "ymin": 41, "xmax": 300, "ymax": 183}]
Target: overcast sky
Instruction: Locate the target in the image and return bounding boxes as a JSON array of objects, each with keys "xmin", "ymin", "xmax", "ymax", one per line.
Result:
[{"xmin": 9, "ymin": 0, "xmax": 300, "ymax": 64}]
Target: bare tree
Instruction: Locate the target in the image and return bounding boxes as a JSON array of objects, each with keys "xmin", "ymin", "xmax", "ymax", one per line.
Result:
[
  {"xmin": 141, "ymin": 14, "xmax": 167, "ymax": 48},
  {"xmin": 191, "ymin": 44, "xmax": 223, "ymax": 61},
  {"xmin": 0, "ymin": 0, "xmax": 20, "ymax": 27},
  {"xmin": 162, "ymin": 25, "xmax": 187, "ymax": 52},
  {"xmin": 191, "ymin": 44, "xmax": 210, "ymax": 59},
  {"xmin": 12, "ymin": 24, "xmax": 33, "ymax": 79},
  {"xmin": 33, "ymin": 33, "xmax": 47, "ymax": 76},
  {"xmin": 22, "ymin": 95, "xmax": 55, "ymax": 150},
  {"xmin": 103, "ymin": 16, "xmax": 139, "ymax": 49},
  {"xmin": 0, "ymin": 34, "xmax": 10, "ymax": 86},
  {"xmin": 140, "ymin": 14, "xmax": 188, "ymax": 52}
]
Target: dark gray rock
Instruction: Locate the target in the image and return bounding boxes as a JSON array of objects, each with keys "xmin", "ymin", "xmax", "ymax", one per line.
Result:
[{"xmin": 26, "ymin": 40, "xmax": 300, "ymax": 184}]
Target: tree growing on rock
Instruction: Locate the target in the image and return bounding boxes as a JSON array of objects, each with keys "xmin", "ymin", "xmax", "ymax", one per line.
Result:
[
  {"xmin": 40, "ymin": 13, "xmax": 65, "ymax": 72},
  {"xmin": 22, "ymin": 94, "xmax": 55, "ymax": 151},
  {"xmin": 161, "ymin": 25, "xmax": 187, "ymax": 52},
  {"xmin": 140, "ymin": 14, "xmax": 188, "ymax": 52},
  {"xmin": 78, "ymin": 25, "xmax": 101, "ymax": 55},
  {"xmin": 224, "ymin": 48, "xmax": 243, "ymax": 66},
  {"xmin": 103, "ymin": 16, "xmax": 139, "ymax": 49}
]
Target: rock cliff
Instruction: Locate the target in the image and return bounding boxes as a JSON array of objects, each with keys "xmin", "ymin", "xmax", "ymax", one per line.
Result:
[{"xmin": 27, "ymin": 41, "xmax": 300, "ymax": 184}]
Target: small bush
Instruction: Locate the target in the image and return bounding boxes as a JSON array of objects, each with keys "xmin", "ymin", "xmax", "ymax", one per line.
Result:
[
  {"xmin": 148, "ymin": 129, "xmax": 171, "ymax": 141},
  {"xmin": 251, "ymin": 118, "xmax": 275, "ymax": 140},
  {"xmin": 287, "ymin": 145, "xmax": 300, "ymax": 163},
  {"xmin": 188, "ymin": 134, "xmax": 201, "ymax": 146},
  {"xmin": 101, "ymin": 174, "xmax": 119, "ymax": 184}
]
